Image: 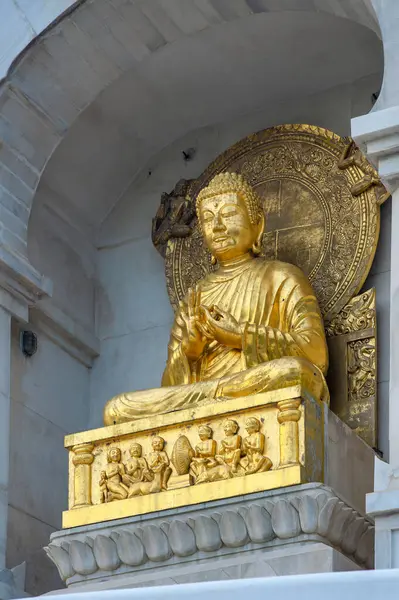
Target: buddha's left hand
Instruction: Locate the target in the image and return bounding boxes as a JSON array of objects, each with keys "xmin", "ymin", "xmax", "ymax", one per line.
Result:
[{"xmin": 199, "ymin": 305, "xmax": 242, "ymax": 349}]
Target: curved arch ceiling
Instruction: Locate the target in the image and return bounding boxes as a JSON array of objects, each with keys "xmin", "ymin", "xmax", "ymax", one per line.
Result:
[{"xmin": 37, "ymin": 9, "xmax": 382, "ymax": 233}]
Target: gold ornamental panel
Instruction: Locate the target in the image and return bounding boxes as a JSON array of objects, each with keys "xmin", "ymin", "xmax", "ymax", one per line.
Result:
[
  {"xmin": 165, "ymin": 125, "xmax": 387, "ymax": 322},
  {"xmin": 326, "ymin": 288, "xmax": 377, "ymax": 448}
]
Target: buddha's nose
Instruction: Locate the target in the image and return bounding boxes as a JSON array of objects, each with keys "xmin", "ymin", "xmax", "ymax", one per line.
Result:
[{"xmin": 213, "ymin": 213, "xmax": 226, "ymax": 232}]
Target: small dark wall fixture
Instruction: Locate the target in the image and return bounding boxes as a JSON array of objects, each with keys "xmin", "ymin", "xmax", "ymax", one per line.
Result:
[{"xmin": 20, "ymin": 330, "xmax": 38, "ymax": 357}]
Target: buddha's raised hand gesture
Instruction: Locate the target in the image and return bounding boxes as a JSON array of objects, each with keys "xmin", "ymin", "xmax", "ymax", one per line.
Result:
[
  {"xmin": 180, "ymin": 287, "xmax": 207, "ymax": 360},
  {"xmin": 199, "ymin": 305, "xmax": 242, "ymax": 349}
]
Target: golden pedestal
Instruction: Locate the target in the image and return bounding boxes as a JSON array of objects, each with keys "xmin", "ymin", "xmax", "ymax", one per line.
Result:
[
  {"xmin": 48, "ymin": 386, "xmax": 374, "ymax": 589},
  {"xmin": 63, "ymin": 384, "xmax": 324, "ymax": 529}
]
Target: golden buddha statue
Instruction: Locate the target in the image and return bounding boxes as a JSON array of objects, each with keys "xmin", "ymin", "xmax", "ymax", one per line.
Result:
[{"xmin": 104, "ymin": 172, "xmax": 329, "ymax": 426}]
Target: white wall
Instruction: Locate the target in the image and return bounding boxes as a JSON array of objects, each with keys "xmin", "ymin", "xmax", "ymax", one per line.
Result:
[
  {"xmin": 0, "ymin": 0, "xmax": 76, "ymax": 79},
  {"xmin": 7, "ymin": 187, "xmax": 94, "ymax": 595},
  {"xmin": 28, "ymin": 184, "xmax": 97, "ymax": 335},
  {"xmin": 92, "ymin": 74, "xmax": 387, "ymax": 430},
  {"xmin": 8, "ymin": 320, "xmax": 90, "ymax": 595}
]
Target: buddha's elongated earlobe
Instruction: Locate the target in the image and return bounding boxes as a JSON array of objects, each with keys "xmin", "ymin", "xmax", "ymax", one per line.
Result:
[
  {"xmin": 252, "ymin": 213, "xmax": 265, "ymax": 255},
  {"xmin": 252, "ymin": 240, "xmax": 262, "ymax": 255},
  {"xmin": 211, "ymin": 254, "xmax": 217, "ymax": 265}
]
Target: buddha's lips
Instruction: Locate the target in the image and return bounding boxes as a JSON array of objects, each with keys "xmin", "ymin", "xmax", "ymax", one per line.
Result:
[{"xmin": 213, "ymin": 236, "xmax": 232, "ymax": 243}]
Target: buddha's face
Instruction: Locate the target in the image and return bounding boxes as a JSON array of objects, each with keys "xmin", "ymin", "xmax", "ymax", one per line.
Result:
[{"xmin": 199, "ymin": 192, "xmax": 258, "ymax": 261}]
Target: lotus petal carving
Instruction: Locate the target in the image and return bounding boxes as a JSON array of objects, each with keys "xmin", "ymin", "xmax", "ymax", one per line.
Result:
[
  {"xmin": 93, "ymin": 535, "xmax": 120, "ymax": 571},
  {"xmin": 111, "ymin": 530, "xmax": 146, "ymax": 566},
  {"xmin": 142, "ymin": 525, "xmax": 171, "ymax": 561},
  {"xmin": 69, "ymin": 540, "xmax": 97, "ymax": 575},
  {"xmin": 272, "ymin": 500, "xmax": 300, "ymax": 538},
  {"xmin": 45, "ymin": 487, "xmax": 374, "ymax": 582},
  {"xmin": 244, "ymin": 504, "xmax": 274, "ymax": 543},
  {"xmin": 219, "ymin": 510, "xmax": 248, "ymax": 548},
  {"xmin": 44, "ymin": 544, "xmax": 74, "ymax": 581},
  {"xmin": 193, "ymin": 516, "xmax": 222, "ymax": 552},
  {"xmin": 168, "ymin": 520, "xmax": 197, "ymax": 556}
]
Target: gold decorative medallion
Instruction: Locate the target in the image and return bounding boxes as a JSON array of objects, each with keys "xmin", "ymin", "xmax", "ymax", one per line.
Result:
[{"xmin": 165, "ymin": 125, "xmax": 386, "ymax": 322}]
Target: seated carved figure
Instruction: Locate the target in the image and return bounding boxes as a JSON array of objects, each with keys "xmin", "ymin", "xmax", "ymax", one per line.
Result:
[
  {"xmin": 104, "ymin": 173, "xmax": 329, "ymax": 426},
  {"xmin": 241, "ymin": 417, "xmax": 272, "ymax": 474},
  {"xmin": 190, "ymin": 425, "xmax": 218, "ymax": 479},
  {"xmin": 122, "ymin": 443, "xmax": 152, "ymax": 486},
  {"xmin": 216, "ymin": 419, "xmax": 242, "ymax": 472},
  {"xmin": 196, "ymin": 419, "xmax": 242, "ymax": 483},
  {"xmin": 104, "ymin": 448, "xmax": 129, "ymax": 502}
]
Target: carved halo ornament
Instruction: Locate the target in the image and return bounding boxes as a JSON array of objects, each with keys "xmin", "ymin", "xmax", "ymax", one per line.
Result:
[{"xmin": 163, "ymin": 124, "xmax": 387, "ymax": 323}]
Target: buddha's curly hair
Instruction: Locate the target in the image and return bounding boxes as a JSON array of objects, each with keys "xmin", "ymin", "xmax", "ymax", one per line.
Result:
[{"xmin": 196, "ymin": 172, "xmax": 263, "ymax": 225}]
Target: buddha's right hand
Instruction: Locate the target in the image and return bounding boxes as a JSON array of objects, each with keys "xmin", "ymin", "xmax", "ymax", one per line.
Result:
[{"xmin": 180, "ymin": 288, "xmax": 207, "ymax": 360}]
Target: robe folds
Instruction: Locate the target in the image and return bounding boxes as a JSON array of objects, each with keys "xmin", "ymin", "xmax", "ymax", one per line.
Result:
[{"xmin": 103, "ymin": 258, "xmax": 329, "ymax": 425}]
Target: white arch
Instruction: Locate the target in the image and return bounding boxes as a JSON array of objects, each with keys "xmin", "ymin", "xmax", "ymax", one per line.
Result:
[{"xmin": 0, "ymin": 0, "xmax": 383, "ymax": 260}]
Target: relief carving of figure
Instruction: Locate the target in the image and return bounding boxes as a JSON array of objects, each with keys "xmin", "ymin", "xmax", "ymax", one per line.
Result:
[
  {"xmin": 338, "ymin": 140, "xmax": 390, "ymax": 205},
  {"xmin": 104, "ymin": 173, "xmax": 329, "ymax": 426},
  {"xmin": 190, "ymin": 425, "xmax": 217, "ymax": 480},
  {"xmin": 99, "ymin": 471, "xmax": 108, "ymax": 503},
  {"xmin": 240, "ymin": 417, "xmax": 272, "ymax": 474},
  {"xmin": 196, "ymin": 419, "xmax": 242, "ymax": 483},
  {"xmin": 122, "ymin": 443, "xmax": 153, "ymax": 486},
  {"xmin": 152, "ymin": 179, "xmax": 196, "ymax": 257},
  {"xmin": 216, "ymin": 420, "xmax": 242, "ymax": 473},
  {"xmin": 148, "ymin": 436, "xmax": 172, "ymax": 491},
  {"xmin": 103, "ymin": 447, "xmax": 129, "ymax": 502}
]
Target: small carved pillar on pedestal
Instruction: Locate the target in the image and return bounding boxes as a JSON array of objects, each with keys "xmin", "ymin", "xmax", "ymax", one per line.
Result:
[
  {"xmin": 277, "ymin": 398, "xmax": 301, "ymax": 467},
  {"xmin": 72, "ymin": 443, "xmax": 94, "ymax": 508}
]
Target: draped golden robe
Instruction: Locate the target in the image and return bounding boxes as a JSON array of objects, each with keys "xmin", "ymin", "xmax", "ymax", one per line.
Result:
[{"xmin": 103, "ymin": 258, "xmax": 329, "ymax": 426}]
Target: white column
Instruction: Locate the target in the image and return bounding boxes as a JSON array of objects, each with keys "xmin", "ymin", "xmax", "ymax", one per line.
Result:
[
  {"xmin": 389, "ymin": 184, "xmax": 399, "ymax": 460},
  {"xmin": 0, "ymin": 246, "xmax": 51, "ymax": 585},
  {"xmin": 0, "ymin": 305, "xmax": 11, "ymax": 570},
  {"xmin": 352, "ymin": 94, "xmax": 399, "ymax": 572},
  {"xmin": 352, "ymin": 109, "xmax": 399, "ymax": 567},
  {"xmin": 351, "ymin": 3, "xmax": 399, "ymax": 568}
]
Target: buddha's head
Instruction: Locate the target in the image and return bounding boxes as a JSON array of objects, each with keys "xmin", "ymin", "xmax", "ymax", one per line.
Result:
[
  {"xmin": 152, "ymin": 436, "xmax": 165, "ymax": 451},
  {"xmin": 107, "ymin": 447, "xmax": 121, "ymax": 463},
  {"xmin": 198, "ymin": 425, "xmax": 213, "ymax": 440},
  {"xmin": 196, "ymin": 172, "xmax": 264, "ymax": 263},
  {"xmin": 245, "ymin": 417, "xmax": 261, "ymax": 434},
  {"xmin": 130, "ymin": 443, "xmax": 142, "ymax": 458},
  {"xmin": 223, "ymin": 419, "xmax": 239, "ymax": 436}
]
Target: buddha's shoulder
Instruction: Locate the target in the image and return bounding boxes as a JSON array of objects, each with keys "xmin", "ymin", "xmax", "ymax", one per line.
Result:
[{"xmin": 253, "ymin": 258, "xmax": 308, "ymax": 279}]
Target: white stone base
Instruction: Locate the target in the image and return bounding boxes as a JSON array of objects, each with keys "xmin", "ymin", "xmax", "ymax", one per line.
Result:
[
  {"xmin": 46, "ymin": 542, "xmax": 359, "ymax": 594},
  {"xmin": 45, "ymin": 484, "xmax": 373, "ymax": 592}
]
